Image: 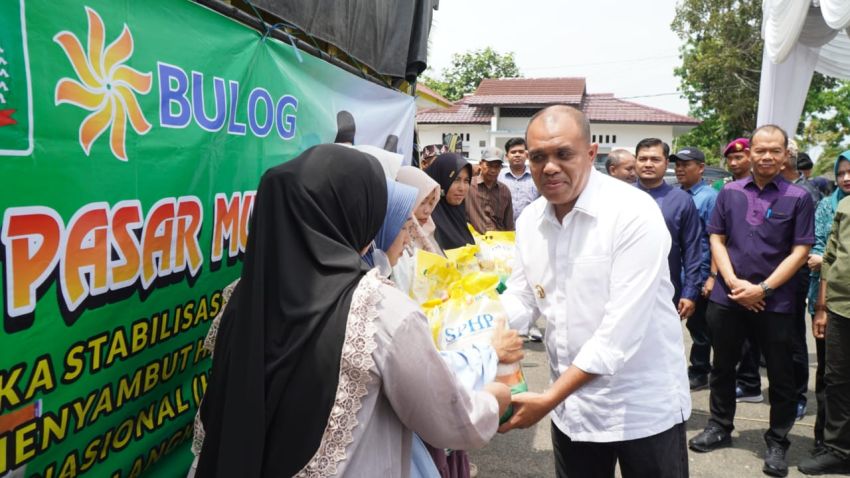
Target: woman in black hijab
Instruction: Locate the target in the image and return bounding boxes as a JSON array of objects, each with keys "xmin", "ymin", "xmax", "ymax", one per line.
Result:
[
  {"xmin": 427, "ymin": 153, "xmax": 475, "ymax": 250},
  {"xmin": 195, "ymin": 144, "xmax": 507, "ymax": 478}
]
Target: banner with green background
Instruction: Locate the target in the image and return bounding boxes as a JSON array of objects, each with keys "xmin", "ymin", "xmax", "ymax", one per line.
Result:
[{"xmin": 0, "ymin": 0, "xmax": 415, "ymax": 476}]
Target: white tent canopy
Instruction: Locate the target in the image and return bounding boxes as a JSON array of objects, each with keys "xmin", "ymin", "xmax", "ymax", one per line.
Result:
[{"xmin": 757, "ymin": 0, "xmax": 850, "ymax": 135}]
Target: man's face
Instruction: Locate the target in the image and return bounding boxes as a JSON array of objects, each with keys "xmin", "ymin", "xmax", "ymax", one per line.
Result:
[
  {"xmin": 802, "ymin": 168, "xmax": 812, "ymax": 178},
  {"xmin": 609, "ymin": 155, "xmax": 636, "ymax": 183},
  {"xmin": 674, "ymin": 159, "xmax": 704, "ymax": 189},
  {"xmin": 636, "ymin": 145, "xmax": 668, "ymax": 182},
  {"xmin": 750, "ymin": 130, "xmax": 787, "ymax": 181},
  {"xmin": 527, "ymin": 115, "xmax": 596, "ymax": 218},
  {"xmin": 506, "ymin": 145, "xmax": 528, "ymax": 169},
  {"xmin": 480, "ymin": 159, "xmax": 503, "ymax": 184},
  {"xmin": 725, "ymin": 151, "xmax": 751, "ymax": 179}
]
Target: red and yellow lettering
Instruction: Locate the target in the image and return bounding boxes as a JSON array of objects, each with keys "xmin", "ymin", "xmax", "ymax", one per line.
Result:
[
  {"xmin": 1, "ymin": 207, "xmax": 63, "ymax": 316},
  {"xmin": 61, "ymin": 203, "xmax": 109, "ymax": 311},
  {"xmin": 174, "ymin": 197, "xmax": 203, "ymax": 275},
  {"xmin": 109, "ymin": 201, "xmax": 143, "ymax": 289},
  {"xmin": 141, "ymin": 199, "xmax": 176, "ymax": 288},
  {"xmin": 238, "ymin": 191, "xmax": 255, "ymax": 253},
  {"xmin": 211, "ymin": 193, "xmax": 240, "ymax": 262}
]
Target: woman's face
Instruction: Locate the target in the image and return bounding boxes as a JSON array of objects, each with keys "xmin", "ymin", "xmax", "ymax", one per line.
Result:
[
  {"xmin": 445, "ymin": 167, "xmax": 470, "ymax": 206},
  {"xmin": 386, "ymin": 219, "xmax": 413, "ymax": 266},
  {"xmin": 838, "ymin": 159, "xmax": 850, "ymax": 194},
  {"xmin": 414, "ymin": 188, "xmax": 439, "ymax": 225}
]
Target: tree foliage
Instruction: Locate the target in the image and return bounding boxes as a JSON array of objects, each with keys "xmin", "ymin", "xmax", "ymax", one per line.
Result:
[
  {"xmin": 421, "ymin": 47, "xmax": 521, "ymax": 102},
  {"xmin": 800, "ymin": 81, "xmax": 850, "ymax": 173},
  {"xmin": 671, "ymin": 0, "xmax": 764, "ymax": 163},
  {"xmin": 671, "ymin": 0, "xmax": 844, "ymax": 166}
]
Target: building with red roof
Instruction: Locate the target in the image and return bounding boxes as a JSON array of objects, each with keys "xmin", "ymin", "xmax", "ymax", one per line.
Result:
[{"xmin": 416, "ymin": 77, "xmax": 699, "ymax": 162}]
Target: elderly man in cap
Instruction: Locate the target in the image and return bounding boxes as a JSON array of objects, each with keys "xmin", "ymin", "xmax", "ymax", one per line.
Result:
[
  {"xmin": 635, "ymin": 139, "xmax": 702, "ymax": 320},
  {"xmin": 673, "ymin": 147, "xmax": 719, "ymax": 391},
  {"xmin": 466, "ymin": 146, "xmax": 515, "ymax": 233}
]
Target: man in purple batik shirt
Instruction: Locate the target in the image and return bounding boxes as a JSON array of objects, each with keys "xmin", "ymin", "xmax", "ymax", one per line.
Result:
[{"xmin": 689, "ymin": 125, "xmax": 815, "ymax": 477}]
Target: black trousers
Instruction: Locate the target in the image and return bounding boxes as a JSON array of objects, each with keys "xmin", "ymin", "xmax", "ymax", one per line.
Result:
[
  {"xmin": 736, "ymin": 336, "xmax": 763, "ymax": 394},
  {"xmin": 824, "ymin": 311, "xmax": 850, "ymax": 456},
  {"xmin": 552, "ymin": 422, "xmax": 688, "ymax": 478},
  {"xmin": 815, "ymin": 335, "xmax": 826, "ymax": 442},
  {"xmin": 706, "ymin": 302, "xmax": 797, "ymax": 448},
  {"xmin": 792, "ymin": 269, "xmax": 811, "ymax": 405},
  {"xmin": 686, "ymin": 295, "xmax": 711, "ymax": 378}
]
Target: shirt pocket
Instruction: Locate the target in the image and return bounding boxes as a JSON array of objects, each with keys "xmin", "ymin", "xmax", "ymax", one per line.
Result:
[{"xmin": 761, "ymin": 209, "xmax": 794, "ymax": 243}]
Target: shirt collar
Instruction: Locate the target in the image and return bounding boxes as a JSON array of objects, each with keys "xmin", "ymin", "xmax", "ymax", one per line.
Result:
[
  {"xmin": 503, "ymin": 167, "xmax": 531, "ymax": 180},
  {"xmin": 636, "ymin": 180, "xmax": 671, "ymax": 194},
  {"xmin": 540, "ymin": 167, "xmax": 601, "ymax": 225},
  {"xmin": 474, "ymin": 175, "xmax": 500, "ymax": 189},
  {"xmin": 684, "ymin": 179, "xmax": 707, "ymax": 195},
  {"xmin": 743, "ymin": 174, "xmax": 784, "ymax": 191}
]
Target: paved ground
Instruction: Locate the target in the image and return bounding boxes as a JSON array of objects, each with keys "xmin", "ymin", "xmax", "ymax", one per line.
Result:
[{"xmin": 471, "ymin": 321, "xmax": 844, "ymax": 477}]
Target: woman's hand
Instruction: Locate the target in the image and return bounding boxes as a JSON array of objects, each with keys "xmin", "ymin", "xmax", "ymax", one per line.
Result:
[{"xmin": 808, "ymin": 254, "xmax": 823, "ymax": 271}]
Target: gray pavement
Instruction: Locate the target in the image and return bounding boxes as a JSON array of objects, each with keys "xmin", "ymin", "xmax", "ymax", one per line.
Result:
[{"xmin": 471, "ymin": 322, "xmax": 845, "ymax": 477}]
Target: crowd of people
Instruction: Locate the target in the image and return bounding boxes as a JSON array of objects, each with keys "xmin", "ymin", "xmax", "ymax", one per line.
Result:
[{"xmin": 187, "ymin": 104, "xmax": 850, "ymax": 478}]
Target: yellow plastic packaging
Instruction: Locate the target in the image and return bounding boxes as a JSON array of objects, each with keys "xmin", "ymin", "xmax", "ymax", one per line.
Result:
[
  {"xmin": 427, "ymin": 272, "xmax": 527, "ymax": 422},
  {"xmin": 444, "ymin": 244, "xmax": 482, "ymax": 276},
  {"xmin": 409, "ymin": 250, "xmax": 460, "ymax": 305},
  {"xmin": 476, "ymin": 231, "xmax": 516, "ymax": 282}
]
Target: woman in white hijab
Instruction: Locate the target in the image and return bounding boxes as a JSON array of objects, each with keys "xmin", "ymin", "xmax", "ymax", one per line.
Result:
[{"xmin": 393, "ymin": 166, "xmax": 443, "ymax": 293}]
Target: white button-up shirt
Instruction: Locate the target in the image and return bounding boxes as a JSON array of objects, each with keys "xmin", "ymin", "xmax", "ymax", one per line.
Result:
[{"xmin": 501, "ymin": 168, "xmax": 691, "ymax": 442}]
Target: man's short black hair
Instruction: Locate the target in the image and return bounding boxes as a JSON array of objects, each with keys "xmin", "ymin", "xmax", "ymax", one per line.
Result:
[
  {"xmin": 504, "ymin": 137, "xmax": 526, "ymax": 152},
  {"xmin": 635, "ymin": 138, "xmax": 670, "ymax": 159}
]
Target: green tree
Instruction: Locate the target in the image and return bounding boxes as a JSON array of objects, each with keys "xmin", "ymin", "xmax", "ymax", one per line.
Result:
[
  {"xmin": 421, "ymin": 47, "xmax": 521, "ymax": 102},
  {"xmin": 671, "ymin": 0, "xmax": 764, "ymax": 163},
  {"xmin": 671, "ymin": 0, "xmax": 840, "ymax": 164},
  {"xmin": 800, "ymin": 81, "xmax": 850, "ymax": 171}
]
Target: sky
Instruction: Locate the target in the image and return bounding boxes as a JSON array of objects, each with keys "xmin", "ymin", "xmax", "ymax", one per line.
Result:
[{"xmin": 426, "ymin": 0, "xmax": 692, "ymax": 116}]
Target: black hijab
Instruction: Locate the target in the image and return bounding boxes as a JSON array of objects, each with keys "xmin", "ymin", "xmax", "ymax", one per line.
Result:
[
  {"xmin": 427, "ymin": 153, "xmax": 475, "ymax": 250},
  {"xmin": 196, "ymin": 144, "xmax": 387, "ymax": 477}
]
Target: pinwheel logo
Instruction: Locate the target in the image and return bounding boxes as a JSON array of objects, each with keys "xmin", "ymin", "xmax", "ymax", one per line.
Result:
[{"xmin": 53, "ymin": 7, "xmax": 151, "ymax": 162}]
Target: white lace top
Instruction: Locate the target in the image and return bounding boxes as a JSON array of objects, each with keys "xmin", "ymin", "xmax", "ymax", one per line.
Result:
[
  {"xmin": 190, "ymin": 270, "xmax": 499, "ymax": 478},
  {"xmin": 295, "ymin": 270, "xmax": 499, "ymax": 477}
]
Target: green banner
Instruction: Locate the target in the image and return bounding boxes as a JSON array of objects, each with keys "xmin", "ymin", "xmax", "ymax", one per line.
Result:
[{"xmin": 0, "ymin": 1, "xmax": 414, "ymax": 476}]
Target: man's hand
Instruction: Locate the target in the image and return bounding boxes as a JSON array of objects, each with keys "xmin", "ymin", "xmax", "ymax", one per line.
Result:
[
  {"xmin": 498, "ymin": 391, "xmax": 556, "ymax": 433},
  {"xmin": 729, "ymin": 280, "xmax": 766, "ymax": 312},
  {"xmin": 483, "ymin": 382, "xmax": 512, "ymax": 418},
  {"xmin": 701, "ymin": 276, "xmax": 715, "ymax": 298},
  {"xmin": 678, "ymin": 298, "xmax": 696, "ymax": 320},
  {"xmin": 808, "ymin": 254, "xmax": 823, "ymax": 271},
  {"xmin": 813, "ymin": 310, "xmax": 828, "ymax": 339},
  {"xmin": 491, "ymin": 319, "xmax": 525, "ymax": 364}
]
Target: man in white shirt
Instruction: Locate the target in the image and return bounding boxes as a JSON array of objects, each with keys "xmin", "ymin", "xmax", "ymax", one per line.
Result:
[{"xmin": 498, "ymin": 105, "xmax": 691, "ymax": 477}]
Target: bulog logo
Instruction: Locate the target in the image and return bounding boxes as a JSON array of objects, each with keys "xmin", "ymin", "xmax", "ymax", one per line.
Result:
[{"xmin": 54, "ymin": 7, "xmax": 152, "ymax": 162}]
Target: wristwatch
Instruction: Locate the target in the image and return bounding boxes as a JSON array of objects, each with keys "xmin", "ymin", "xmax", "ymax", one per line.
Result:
[{"xmin": 759, "ymin": 281, "xmax": 774, "ymax": 298}]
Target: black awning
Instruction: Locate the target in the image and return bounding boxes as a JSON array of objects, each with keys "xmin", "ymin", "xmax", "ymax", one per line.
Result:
[{"xmin": 253, "ymin": 0, "xmax": 438, "ymax": 81}]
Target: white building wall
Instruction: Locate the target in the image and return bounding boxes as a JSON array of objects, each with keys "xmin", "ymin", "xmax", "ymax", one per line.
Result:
[
  {"xmin": 418, "ymin": 124, "xmax": 490, "ymax": 160},
  {"xmin": 419, "ymin": 120, "xmax": 683, "ymax": 160}
]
